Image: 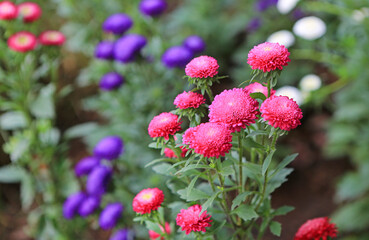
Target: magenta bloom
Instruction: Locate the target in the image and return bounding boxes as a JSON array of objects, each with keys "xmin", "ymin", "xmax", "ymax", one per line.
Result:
[
  {"xmin": 182, "ymin": 122, "xmax": 232, "ymax": 158},
  {"xmin": 7, "ymin": 31, "xmax": 37, "ymax": 52},
  {"xmin": 294, "ymin": 217, "xmax": 338, "ymax": 240},
  {"xmin": 139, "ymin": 0, "xmax": 167, "ymax": 17},
  {"xmin": 18, "ymin": 2, "xmax": 42, "ymax": 23},
  {"xmin": 260, "ymin": 95, "xmax": 303, "ymax": 131},
  {"xmin": 164, "ymin": 147, "xmax": 188, "ymax": 158},
  {"xmin": 174, "ymin": 91, "xmax": 206, "ymax": 109},
  {"xmin": 38, "ymin": 31, "xmax": 66, "ymax": 46},
  {"xmin": 209, "ymin": 88, "xmax": 259, "ymax": 132},
  {"xmin": 148, "ymin": 112, "xmax": 182, "ymax": 140},
  {"xmin": 244, "ymin": 82, "xmax": 275, "ymax": 97},
  {"xmin": 132, "ymin": 188, "xmax": 164, "ymax": 214},
  {"xmin": 176, "ymin": 205, "xmax": 212, "ymax": 235},
  {"xmin": 0, "ymin": 1, "xmax": 17, "ymax": 20},
  {"xmin": 247, "ymin": 42, "xmax": 291, "ymax": 72},
  {"xmin": 185, "ymin": 56, "xmax": 219, "ymax": 78}
]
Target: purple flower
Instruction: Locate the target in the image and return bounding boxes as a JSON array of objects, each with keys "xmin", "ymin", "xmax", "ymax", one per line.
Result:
[
  {"xmin": 99, "ymin": 203, "xmax": 124, "ymax": 230},
  {"xmin": 247, "ymin": 18, "xmax": 262, "ymax": 32},
  {"xmin": 99, "ymin": 72, "xmax": 124, "ymax": 91},
  {"xmin": 255, "ymin": 0, "xmax": 278, "ymax": 12},
  {"xmin": 93, "ymin": 136, "xmax": 124, "ymax": 160},
  {"xmin": 103, "ymin": 13, "xmax": 133, "ymax": 35},
  {"xmin": 183, "ymin": 35, "xmax": 206, "ymax": 54},
  {"xmin": 161, "ymin": 46, "xmax": 194, "ymax": 68},
  {"xmin": 63, "ymin": 192, "xmax": 86, "ymax": 219},
  {"xmin": 292, "ymin": 9, "xmax": 306, "ymax": 20},
  {"xmin": 95, "ymin": 41, "xmax": 115, "ymax": 60},
  {"xmin": 75, "ymin": 156, "xmax": 100, "ymax": 177},
  {"xmin": 114, "ymin": 34, "xmax": 147, "ymax": 63},
  {"xmin": 110, "ymin": 229, "xmax": 132, "ymax": 240},
  {"xmin": 86, "ymin": 165, "xmax": 112, "ymax": 196},
  {"xmin": 78, "ymin": 195, "xmax": 100, "ymax": 217},
  {"xmin": 139, "ymin": 0, "xmax": 167, "ymax": 17}
]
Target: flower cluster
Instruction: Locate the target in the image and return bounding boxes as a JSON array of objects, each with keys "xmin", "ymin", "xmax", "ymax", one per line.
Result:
[
  {"xmin": 148, "ymin": 112, "xmax": 182, "ymax": 140},
  {"xmin": 63, "ymin": 136, "xmax": 125, "ymax": 231},
  {"xmin": 1, "ymin": 2, "xmax": 65, "ymax": 52},
  {"xmin": 132, "ymin": 188, "xmax": 164, "ymax": 214},
  {"xmin": 294, "ymin": 217, "xmax": 338, "ymax": 240}
]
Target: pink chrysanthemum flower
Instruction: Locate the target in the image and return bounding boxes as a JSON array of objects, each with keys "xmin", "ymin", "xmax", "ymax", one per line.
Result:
[
  {"xmin": 182, "ymin": 122, "xmax": 232, "ymax": 158},
  {"xmin": 164, "ymin": 147, "xmax": 188, "ymax": 158},
  {"xmin": 132, "ymin": 188, "xmax": 164, "ymax": 215},
  {"xmin": 185, "ymin": 56, "xmax": 219, "ymax": 78},
  {"xmin": 148, "ymin": 112, "xmax": 182, "ymax": 140},
  {"xmin": 260, "ymin": 95, "xmax": 303, "ymax": 131},
  {"xmin": 247, "ymin": 42, "xmax": 291, "ymax": 72},
  {"xmin": 174, "ymin": 91, "xmax": 206, "ymax": 109},
  {"xmin": 149, "ymin": 222, "xmax": 172, "ymax": 240},
  {"xmin": 209, "ymin": 88, "xmax": 259, "ymax": 132},
  {"xmin": 294, "ymin": 217, "xmax": 338, "ymax": 240},
  {"xmin": 39, "ymin": 31, "xmax": 66, "ymax": 46},
  {"xmin": 244, "ymin": 82, "xmax": 275, "ymax": 98},
  {"xmin": 7, "ymin": 31, "xmax": 37, "ymax": 52},
  {"xmin": 176, "ymin": 205, "xmax": 212, "ymax": 235}
]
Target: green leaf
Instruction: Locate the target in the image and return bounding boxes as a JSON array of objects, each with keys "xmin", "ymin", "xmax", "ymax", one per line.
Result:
[
  {"xmin": 187, "ymin": 176, "xmax": 200, "ymax": 199},
  {"xmin": 64, "ymin": 122, "xmax": 99, "ymax": 139},
  {"xmin": 30, "ymin": 84, "xmax": 55, "ymax": 119},
  {"xmin": 148, "ymin": 142, "xmax": 161, "ymax": 149},
  {"xmin": 152, "ymin": 163, "xmax": 175, "ymax": 176},
  {"xmin": 145, "ymin": 221, "xmax": 162, "ymax": 234},
  {"xmin": 175, "ymin": 164, "xmax": 211, "ymax": 175},
  {"xmin": 271, "ymin": 153, "xmax": 298, "ymax": 177},
  {"xmin": 269, "ymin": 221, "xmax": 281, "ymax": 236},
  {"xmin": 249, "ymin": 92, "xmax": 266, "ymax": 101},
  {"xmin": 0, "ymin": 165, "xmax": 25, "ymax": 183},
  {"xmin": 273, "ymin": 205, "xmax": 295, "ymax": 216},
  {"xmin": 244, "ymin": 138, "xmax": 265, "ymax": 149},
  {"xmin": 0, "ymin": 111, "xmax": 27, "ymax": 130},
  {"xmin": 178, "ymin": 188, "xmax": 210, "ymax": 201},
  {"xmin": 145, "ymin": 158, "xmax": 173, "ymax": 168},
  {"xmin": 21, "ymin": 173, "xmax": 35, "ymax": 210},
  {"xmin": 262, "ymin": 150, "xmax": 276, "ymax": 176},
  {"xmin": 231, "ymin": 191, "xmax": 253, "ymax": 210},
  {"xmin": 201, "ymin": 191, "xmax": 220, "ymax": 213},
  {"xmin": 231, "ymin": 205, "xmax": 258, "ymax": 221}
]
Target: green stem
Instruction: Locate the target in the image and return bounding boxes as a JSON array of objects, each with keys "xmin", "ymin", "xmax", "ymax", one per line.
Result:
[
  {"xmin": 205, "ymin": 85, "xmax": 214, "ymax": 102},
  {"xmin": 238, "ymin": 132, "xmax": 244, "ymax": 193}
]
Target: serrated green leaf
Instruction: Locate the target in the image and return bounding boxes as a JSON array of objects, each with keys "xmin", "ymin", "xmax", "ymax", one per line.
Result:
[
  {"xmin": 187, "ymin": 176, "xmax": 200, "ymax": 198},
  {"xmin": 152, "ymin": 163, "xmax": 175, "ymax": 176},
  {"xmin": 270, "ymin": 153, "xmax": 298, "ymax": 178},
  {"xmin": 178, "ymin": 188, "xmax": 210, "ymax": 201},
  {"xmin": 231, "ymin": 191, "xmax": 253, "ymax": 210},
  {"xmin": 201, "ymin": 191, "xmax": 220, "ymax": 213},
  {"xmin": 262, "ymin": 149, "xmax": 276, "ymax": 176},
  {"xmin": 270, "ymin": 221, "xmax": 281, "ymax": 236},
  {"xmin": 231, "ymin": 205, "xmax": 258, "ymax": 221}
]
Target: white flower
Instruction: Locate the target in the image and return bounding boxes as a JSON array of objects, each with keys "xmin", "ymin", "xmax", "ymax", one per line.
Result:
[
  {"xmin": 267, "ymin": 30, "xmax": 295, "ymax": 48},
  {"xmin": 293, "ymin": 16, "xmax": 326, "ymax": 40},
  {"xmin": 277, "ymin": 0, "xmax": 300, "ymax": 14},
  {"xmin": 352, "ymin": 10, "xmax": 366, "ymax": 22},
  {"xmin": 299, "ymin": 74, "xmax": 322, "ymax": 92},
  {"xmin": 275, "ymin": 86, "xmax": 303, "ymax": 105}
]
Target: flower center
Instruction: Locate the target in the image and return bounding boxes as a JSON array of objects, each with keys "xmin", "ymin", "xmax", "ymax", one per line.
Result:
[
  {"xmin": 45, "ymin": 32, "xmax": 59, "ymax": 41},
  {"xmin": 16, "ymin": 36, "xmax": 30, "ymax": 46},
  {"xmin": 141, "ymin": 193, "xmax": 153, "ymax": 200},
  {"xmin": 20, "ymin": 6, "xmax": 32, "ymax": 15},
  {"xmin": 264, "ymin": 47, "xmax": 272, "ymax": 51}
]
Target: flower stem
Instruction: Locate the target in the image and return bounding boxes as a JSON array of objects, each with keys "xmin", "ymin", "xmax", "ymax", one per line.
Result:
[{"xmin": 238, "ymin": 132, "xmax": 244, "ymax": 193}]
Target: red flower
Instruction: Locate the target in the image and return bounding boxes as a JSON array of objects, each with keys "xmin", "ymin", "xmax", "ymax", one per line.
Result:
[
  {"xmin": 294, "ymin": 217, "xmax": 338, "ymax": 240},
  {"xmin": 182, "ymin": 122, "xmax": 232, "ymax": 158},
  {"xmin": 18, "ymin": 2, "xmax": 41, "ymax": 23},
  {"xmin": 132, "ymin": 188, "xmax": 164, "ymax": 215},
  {"xmin": 8, "ymin": 31, "xmax": 37, "ymax": 52},
  {"xmin": 0, "ymin": 1, "xmax": 17, "ymax": 20},
  {"xmin": 244, "ymin": 82, "xmax": 275, "ymax": 98},
  {"xmin": 185, "ymin": 55, "xmax": 219, "ymax": 78},
  {"xmin": 164, "ymin": 147, "xmax": 188, "ymax": 158},
  {"xmin": 209, "ymin": 88, "xmax": 259, "ymax": 132},
  {"xmin": 174, "ymin": 91, "xmax": 206, "ymax": 109},
  {"xmin": 148, "ymin": 222, "xmax": 171, "ymax": 240},
  {"xmin": 260, "ymin": 95, "xmax": 303, "ymax": 131},
  {"xmin": 148, "ymin": 112, "xmax": 182, "ymax": 140},
  {"xmin": 39, "ymin": 31, "xmax": 66, "ymax": 46},
  {"xmin": 176, "ymin": 205, "xmax": 212, "ymax": 235},
  {"xmin": 247, "ymin": 42, "xmax": 291, "ymax": 72}
]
